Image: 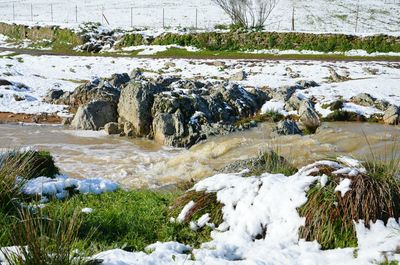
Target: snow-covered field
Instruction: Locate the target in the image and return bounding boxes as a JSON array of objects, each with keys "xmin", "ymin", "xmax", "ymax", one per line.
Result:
[
  {"xmin": 0, "ymin": 50, "xmax": 399, "ymax": 118},
  {"xmin": 0, "ymin": 0, "xmax": 399, "ymax": 33},
  {"xmin": 4, "ymin": 157, "xmax": 399, "ymax": 265}
]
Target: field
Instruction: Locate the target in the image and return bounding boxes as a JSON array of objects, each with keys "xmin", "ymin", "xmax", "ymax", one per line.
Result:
[{"xmin": 0, "ymin": 0, "xmax": 399, "ymax": 33}]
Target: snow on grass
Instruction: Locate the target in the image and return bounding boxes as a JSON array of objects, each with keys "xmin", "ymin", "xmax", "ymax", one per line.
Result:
[
  {"xmin": 117, "ymin": 45, "xmax": 200, "ymax": 55},
  {"xmin": 334, "ymin": 178, "xmax": 352, "ymax": 197},
  {"xmin": 22, "ymin": 175, "xmax": 119, "ymax": 201},
  {"xmin": 0, "ymin": 0, "xmax": 399, "ymax": 34},
  {"xmin": 90, "ymin": 159, "xmax": 400, "ymax": 265},
  {"xmin": 0, "ymin": 53, "xmax": 399, "ymax": 117}
]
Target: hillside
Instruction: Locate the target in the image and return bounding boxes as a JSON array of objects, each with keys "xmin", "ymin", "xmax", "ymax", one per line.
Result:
[{"xmin": 0, "ymin": 0, "xmax": 399, "ymax": 33}]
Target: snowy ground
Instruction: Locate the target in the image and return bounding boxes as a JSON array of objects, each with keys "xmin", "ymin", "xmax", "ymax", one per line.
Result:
[
  {"xmin": 0, "ymin": 50, "xmax": 399, "ymax": 118},
  {"xmin": 0, "ymin": 0, "xmax": 399, "ymax": 33}
]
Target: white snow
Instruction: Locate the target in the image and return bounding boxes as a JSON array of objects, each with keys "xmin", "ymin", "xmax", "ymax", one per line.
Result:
[
  {"xmin": 22, "ymin": 175, "xmax": 119, "ymax": 200},
  {"xmin": 89, "ymin": 159, "xmax": 400, "ymax": 265},
  {"xmin": 0, "ymin": 53, "xmax": 399, "ymax": 118},
  {"xmin": 334, "ymin": 178, "xmax": 352, "ymax": 197},
  {"xmin": 81, "ymin": 207, "xmax": 94, "ymax": 214},
  {"xmin": 0, "ymin": 0, "xmax": 399, "ymax": 34},
  {"xmin": 176, "ymin": 201, "xmax": 195, "ymax": 224}
]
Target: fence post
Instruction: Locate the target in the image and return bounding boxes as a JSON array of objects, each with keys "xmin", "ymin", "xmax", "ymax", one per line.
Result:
[
  {"xmin": 31, "ymin": 4, "xmax": 33, "ymax": 21},
  {"xmin": 12, "ymin": 3, "xmax": 15, "ymax": 21},
  {"xmin": 162, "ymin": 8, "xmax": 165, "ymax": 28},
  {"xmin": 51, "ymin": 4, "xmax": 53, "ymax": 22},
  {"xmin": 291, "ymin": 6, "xmax": 295, "ymax": 31},
  {"xmin": 75, "ymin": 5, "xmax": 78, "ymax": 23},
  {"xmin": 355, "ymin": 0, "xmax": 360, "ymax": 33},
  {"xmin": 195, "ymin": 8, "xmax": 198, "ymax": 29}
]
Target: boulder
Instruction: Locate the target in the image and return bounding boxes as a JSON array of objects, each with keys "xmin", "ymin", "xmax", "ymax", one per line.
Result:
[
  {"xmin": 351, "ymin": 93, "xmax": 376, "ymax": 107},
  {"xmin": 0, "ymin": 79, "xmax": 12, "ymax": 86},
  {"xmin": 44, "ymin": 89, "xmax": 65, "ymax": 102},
  {"xmin": 275, "ymin": 120, "xmax": 302, "ymax": 135},
  {"xmin": 71, "ymin": 101, "xmax": 118, "ymax": 130},
  {"xmin": 328, "ymin": 67, "xmax": 349, "ymax": 82},
  {"xmin": 152, "ymin": 111, "xmax": 186, "ymax": 146},
  {"xmin": 296, "ymin": 80, "xmax": 319, "ymax": 88},
  {"xmin": 298, "ymin": 101, "xmax": 321, "ymax": 132},
  {"xmin": 231, "ymin": 71, "xmax": 246, "ymax": 81},
  {"xmin": 272, "ymin": 85, "xmax": 303, "ymax": 101},
  {"xmin": 383, "ymin": 105, "xmax": 400, "ymax": 125},
  {"xmin": 104, "ymin": 122, "xmax": 120, "ymax": 135},
  {"xmin": 118, "ymin": 81, "xmax": 165, "ymax": 136}
]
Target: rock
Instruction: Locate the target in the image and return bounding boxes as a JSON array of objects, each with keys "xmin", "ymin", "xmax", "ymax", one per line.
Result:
[
  {"xmin": 231, "ymin": 71, "xmax": 246, "ymax": 81},
  {"xmin": 275, "ymin": 120, "xmax": 302, "ymax": 135},
  {"xmin": 44, "ymin": 89, "xmax": 65, "ymax": 102},
  {"xmin": 329, "ymin": 100, "xmax": 344, "ymax": 111},
  {"xmin": 129, "ymin": 69, "xmax": 143, "ymax": 79},
  {"xmin": 272, "ymin": 85, "xmax": 303, "ymax": 102},
  {"xmin": 107, "ymin": 73, "xmax": 130, "ymax": 88},
  {"xmin": 350, "ymin": 93, "xmax": 389, "ymax": 111},
  {"xmin": 13, "ymin": 94, "xmax": 25, "ymax": 101},
  {"xmin": 0, "ymin": 79, "xmax": 12, "ymax": 86},
  {"xmin": 152, "ymin": 111, "xmax": 186, "ymax": 146},
  {"xmin": 104, "ymin": 122, "xmax": 120, "ymax": 135},
  {"xmin": 61, "ymin": 117, "xmax": 73, "ymax": 126},
  {"xmin": 351, "ymin": 93, "xmax": 376, "ymax": 107},
  {"xmin": 383, "ymin": 105, "xmax": 400, "ymax": 125},
  {"xmin": 328, "ymin": 67, "xmax": 349, "ymax": 82},
  {"xmin": 118, "ymin": 81, "xmax": 164, "ymax": 136},
  {"xmin": 298, "ymin": 101, "xmax": 321, "ymax": 132},
  {"xmin": 296, "ymin": 80, "xmax": 319, "ymax": 88},
  {"xmin": 71, "ymin": 101, "xmax": 118, "ymax": 130}
]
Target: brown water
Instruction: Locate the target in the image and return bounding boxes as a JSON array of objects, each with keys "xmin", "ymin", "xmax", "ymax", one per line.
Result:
[{"xmin": 0, "ymin": 122, "xmax": 399, "ymax": 188}]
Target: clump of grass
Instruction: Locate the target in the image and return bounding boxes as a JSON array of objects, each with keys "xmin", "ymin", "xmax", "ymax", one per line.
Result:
[
  {"xmin": 220, "ymin": 150, "xmax": 297, "ymax": 177},
  {"xmin": 3, "ymin": 208, "xmax": 91, "ymax": 265},
  {"xmin": 322, "ymin": 110, "xmax": 366, "ymax": 122},
  {"xmin": 299, "ymin": 143, "xmax": 400, "ymax": 249},
  {"xmin": 235, "ymin": 111, "xmax": 284, "ymax": 127}
]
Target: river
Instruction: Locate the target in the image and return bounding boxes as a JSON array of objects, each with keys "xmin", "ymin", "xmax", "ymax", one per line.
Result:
[{"xmin": 1, "ymin": 122, "xmax": 399, "ymax": 188}]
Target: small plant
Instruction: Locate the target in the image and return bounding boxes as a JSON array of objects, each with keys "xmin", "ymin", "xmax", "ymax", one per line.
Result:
[
  {"xmin": 3, "ymin": 208, "xmax": 91, "ymax": 265},
  {"xmin": 299, "ymin": 141, "xmax": 400, "ymax": 250}
]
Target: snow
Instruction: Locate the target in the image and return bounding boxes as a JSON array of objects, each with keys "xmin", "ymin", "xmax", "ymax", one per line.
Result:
[
  {"xmin": 0, "ymin": 53, "xmax": 399, "ymax": 118},
  {"xmin": 81, "ymin": 207, "xmax": 94, "ymax": 214},
  {"xmin": 22, "ymin": 175, "xmax": 119, "ymax": 200},
  {"xmin": 117, "ymin": 45, "xmax": 200, "ymax": 55},
  {"xmin": 334, "ymin": 178, "xmax": 352, "ymax": 197},
  {"xmin": 176, "ymin": 201, "xmax": 195, "ymax": 223},
  {"xmin": 90, "ymin": 158, "xmax": 400, "ymax": 265},
  {"xmin": 0, "ymin": 0, "xmax": 399, "ymax": 34},
  {"xmin": 261, "ymin": 100, "xmax": 287, "ymax": 115}
]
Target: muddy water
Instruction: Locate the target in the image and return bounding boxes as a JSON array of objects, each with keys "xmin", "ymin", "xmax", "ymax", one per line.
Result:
[{"xmin": 0, "ymin": 122, "xmax": 399, "ymax": 188}]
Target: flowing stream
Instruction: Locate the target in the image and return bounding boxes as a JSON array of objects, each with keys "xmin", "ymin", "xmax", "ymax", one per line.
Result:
[{"xmin": 0, "ymin": 122, "xmax": 399, "ymax": 188}]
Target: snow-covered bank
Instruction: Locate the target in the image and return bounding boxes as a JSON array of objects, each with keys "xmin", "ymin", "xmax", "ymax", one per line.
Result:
[
  {"xmin": 90, "ymin": 158, "xmax": 400, "ymax": 265},
  {"xmin": 0, "ymin": 53, "xmax": 399, "ymax": 117}
]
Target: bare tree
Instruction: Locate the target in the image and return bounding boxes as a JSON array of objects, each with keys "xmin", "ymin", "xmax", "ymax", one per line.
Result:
[{"xmin": 212, "ymin": 0, "xmax": 279, "ymax": 28}]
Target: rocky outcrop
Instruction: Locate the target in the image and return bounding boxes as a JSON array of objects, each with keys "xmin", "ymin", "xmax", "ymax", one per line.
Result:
[
  {"xmin": 383, "ymin": 105, "xmax": 400, "ymax": 125},
  {"xmin": 48, "ymin": 73, "xmax": 131, "ymax": 109},
  {"xmin": 71, "ymin": 100, "xmax": 118, "ymax": 130},
  {"xmin": 114, "ymin": 78, "xmax": 267, "ymax": 147}
]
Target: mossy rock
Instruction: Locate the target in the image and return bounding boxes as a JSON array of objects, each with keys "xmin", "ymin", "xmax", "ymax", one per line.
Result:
[{"xmin": 322, "ymin": 110, "xmax": 366, "ymax": 122}]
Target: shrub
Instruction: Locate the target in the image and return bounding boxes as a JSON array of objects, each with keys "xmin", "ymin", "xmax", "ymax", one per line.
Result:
[
  {"xmin": 299, "ymin": 156, "xmax": 400, "ymax": 249},
  {"xmin": 2, "ymin": 150, "xmax": 59, "ymax": 179}
]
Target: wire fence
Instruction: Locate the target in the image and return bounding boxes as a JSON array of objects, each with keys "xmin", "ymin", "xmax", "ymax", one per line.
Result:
[
  {"xmin": 0, "ymin": 1, "xmax": 399, "ymax": 32},
  {"xmin": 0, "ymin": 2, "xmax": 232, "ymax": 29}
]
